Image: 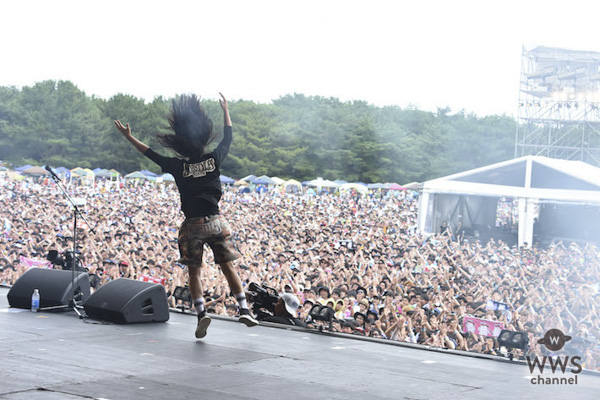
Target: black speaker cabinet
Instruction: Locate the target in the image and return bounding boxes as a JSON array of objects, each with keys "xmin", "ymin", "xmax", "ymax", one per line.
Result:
[
  {"xmin": 7, "ymin": 268, "xmax": 90, "ymax": 309},
  {"xmin": 84, "ymin": 278, "xmax": 169, "ymax": 323}
]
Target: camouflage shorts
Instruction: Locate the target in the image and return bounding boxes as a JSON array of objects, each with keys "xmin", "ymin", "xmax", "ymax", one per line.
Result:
[{"xmin": 178, "ymin": 215, "xmax": 241, "ymax": 267}]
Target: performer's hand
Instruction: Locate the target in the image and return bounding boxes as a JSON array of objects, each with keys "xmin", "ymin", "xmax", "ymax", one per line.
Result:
[
  {"xmin": 219, "ymin": 92, "xmax": 228, "ymax": 111},
  {"xmin": 114, "ymin": 120, "xmax": 132, "ymax": 138}
]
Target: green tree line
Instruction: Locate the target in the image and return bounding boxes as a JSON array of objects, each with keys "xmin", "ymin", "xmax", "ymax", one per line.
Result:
[{"xmin": 0, "ymin": 80, "xmax": 517, "ymax": 183}]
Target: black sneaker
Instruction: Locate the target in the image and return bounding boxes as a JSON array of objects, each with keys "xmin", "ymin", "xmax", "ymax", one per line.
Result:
[
  {"xmin": 195, "ymin": 315, "xmax": 212, "ymax": 339},
  {"xmin": 238, "ymin": 308, "xmax": 258, "ymax": 327}
]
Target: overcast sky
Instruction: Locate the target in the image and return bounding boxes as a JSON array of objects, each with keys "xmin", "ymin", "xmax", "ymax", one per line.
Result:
[{"xmin": 1, "ymin": 0, "xmax": 599, "ymax": 117}]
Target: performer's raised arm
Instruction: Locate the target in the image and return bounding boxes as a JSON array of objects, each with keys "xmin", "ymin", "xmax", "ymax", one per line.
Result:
[
  {"xmin": 213, "ymin": 93, "xmax": 233, "ymax": 163},
  {"xmin": 114, "ymin": 120, "xmax": 149, "ymax": 154},
  {"xmin": 219, "ymin": 92, "xmax": 232, "ymax": 127}
]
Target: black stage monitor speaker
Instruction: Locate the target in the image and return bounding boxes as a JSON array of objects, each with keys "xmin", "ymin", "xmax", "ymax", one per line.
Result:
[
  {"xmin": 498, "ymin": 329, "xmax": 529, "ymax": 350},
  {"xmin": 84, "ymin": 278, "xmax": 169, "ymax": 323},
  {"xmin": 7, "ymin": 268, "xmax": 90, "ymax": 309}
]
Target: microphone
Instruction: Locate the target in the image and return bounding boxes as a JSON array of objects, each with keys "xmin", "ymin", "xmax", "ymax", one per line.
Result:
[{"xmin": 45, "ymin": 165, "xmax": 61, "ymax": 181}]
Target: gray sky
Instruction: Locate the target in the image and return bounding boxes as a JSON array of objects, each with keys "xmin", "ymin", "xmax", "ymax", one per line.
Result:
[{"xmin": 2, "ymin": 0, "xmax": 599, "ymax": 117}]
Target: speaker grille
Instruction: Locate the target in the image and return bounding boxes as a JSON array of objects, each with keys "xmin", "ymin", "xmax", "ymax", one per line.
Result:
[{"xmin": 84, "ymin": 278, "xmax": 169, "ymax": 323}]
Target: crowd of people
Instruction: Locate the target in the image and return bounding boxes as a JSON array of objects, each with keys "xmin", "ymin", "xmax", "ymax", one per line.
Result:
[{"xmin": 1, "ymin": 174, "xmax": 599, "ymax": 370}]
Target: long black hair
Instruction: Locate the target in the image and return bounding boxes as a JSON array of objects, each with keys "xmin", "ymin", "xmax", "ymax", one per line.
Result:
[{"xmin": 156, "ymin": 94, "xmax": 218, "ymax": 159}]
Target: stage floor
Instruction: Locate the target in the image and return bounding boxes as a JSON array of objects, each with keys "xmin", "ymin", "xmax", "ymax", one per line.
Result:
[{"xmin": 0, "ymin": 287, "xmax": 598, "ymax": 400}]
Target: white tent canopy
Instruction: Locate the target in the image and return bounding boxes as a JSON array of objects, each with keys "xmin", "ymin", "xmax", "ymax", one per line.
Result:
[
  {"xmin": 418, "ymin": 155, "xmax": 600, "ymax": 247},
  {"xmin": 305, "ymin": 177, "xmax": 339, "ymax": 188},
  {"xmin": 339, "ymin": 182, "xmax": 368, "ymax": 195},
  {"xmin": 270, "ymin": 176, "xmax": 286, "ymax": 185}
]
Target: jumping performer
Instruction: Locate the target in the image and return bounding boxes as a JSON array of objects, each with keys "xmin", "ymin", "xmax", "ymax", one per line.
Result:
[{"xmin": 114, "ymin": 93, "xmax": 257, "ymax": 339}]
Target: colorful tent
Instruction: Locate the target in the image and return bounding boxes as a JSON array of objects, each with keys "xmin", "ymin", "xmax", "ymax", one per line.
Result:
[
  {"xmin": 94, "ymin": 169, "xmax": 118, "ymax": 178},
  {"xmin": 240, "ymin": 174, "xmax": 257, "ymax": 182},
  {"xmin": 340, "ymin": 183, "xmax": 368, "ymax": 195},
  {"xmin": 71, "ymin": 167, "xmax": 89, "ymax": 177},
  {"xmin": 140, "ymin": 169, "xmax": 158, "ymax": 177},
  {"xmin": 21, "ymin": 166, "xmax": 49, "ymax": 176},
  {"xmin": 54, "ymin": 167, "xmax": 71, "ymax": 178},
  {"xmin": 305, "ymin": 177, "xmax": 339, "ymax": 188},
  {"xmin": 7, "ymin": 171, "xmax": 25, "ymax": 181},
  {"xmin": 387, "ymin": 183, "xmax": 407, "ymax": 191},
  {"xmin": 403, "ymin": 182, "xmax": 421, "ymax": 190},
  {"xmin": 124, "ymin": 171, "xmax": 148, "ymax": 179},
  {"xmin": 283, "ymin": 179, "xmax": 302, "ymax": 192},
  {"xmin": 270, "ymin": 177, "xmax": 286, "ymax": 185},
  {"xmin": 14, "ymin": 164, "xmax": 33, "ymax": 172},
  {"xmin": 253, "ymin": 176, "xmax": 276, "ymax": 185},
  {"xmin": 220, "ymin": 175, "xmax": 235, "ymax": 184},
  {"xmin": 159, "ymin": 173, "xmax": 175, "ymax": 182},
  {"xmin": 367, "ymin": 183, "xmax": 387, "ymax": 189}
]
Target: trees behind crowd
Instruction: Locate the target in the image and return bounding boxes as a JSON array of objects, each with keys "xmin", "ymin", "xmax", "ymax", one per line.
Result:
[{"xmin": 0, "ymin": 80, "xmax": 516, "ymax": 183}]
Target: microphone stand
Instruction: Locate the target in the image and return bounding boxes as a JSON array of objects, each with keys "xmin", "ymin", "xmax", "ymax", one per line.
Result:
[{"xmin": 40, "ymin": 166, "xmax": 96, "ymax": 318}]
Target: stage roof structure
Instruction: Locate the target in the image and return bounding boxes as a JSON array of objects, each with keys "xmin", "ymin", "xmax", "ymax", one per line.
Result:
[{"xmin": 516, "ymin": 46, "xmax": 600, "ymax": 166}]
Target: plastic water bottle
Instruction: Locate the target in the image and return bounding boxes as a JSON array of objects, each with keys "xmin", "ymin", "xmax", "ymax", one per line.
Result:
[{"xmin": 31, "ymin": 289, "xmax": 40, "ymax": 312}]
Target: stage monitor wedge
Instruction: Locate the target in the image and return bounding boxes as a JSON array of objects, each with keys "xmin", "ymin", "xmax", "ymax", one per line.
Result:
[
  {"xmin": 7, "ymin": 268, "xmax": 90, "ymax": 310},
  {"xmin": 84, "ymin": 278, "xmax": 169, "ymax": 324}
]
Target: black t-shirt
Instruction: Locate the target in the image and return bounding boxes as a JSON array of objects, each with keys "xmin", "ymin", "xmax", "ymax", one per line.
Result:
[{"xmin": 144, "ymin": 126, "xmax": 232, "ymax": 218}]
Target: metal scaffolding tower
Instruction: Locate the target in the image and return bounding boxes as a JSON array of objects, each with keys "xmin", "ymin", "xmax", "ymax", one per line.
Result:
[{"xmin": 515, "ymin": 46, "xmax": 600, "ymax": 166}]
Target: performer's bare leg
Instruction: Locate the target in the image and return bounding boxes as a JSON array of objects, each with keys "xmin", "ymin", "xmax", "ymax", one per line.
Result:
[
  {"xmin": 220, "ymin": 260, "xmax": 257, "ymax": 327},
  {"xmin": 189, "ymin": 265, "xmax": 211, "ymax": 338}
]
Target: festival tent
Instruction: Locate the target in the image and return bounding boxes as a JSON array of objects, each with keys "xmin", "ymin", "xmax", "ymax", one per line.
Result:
[
  {"xmin": 417, "ymin": 155, "xmax": 600, "ymax": 247},
  {"xmin": 158, "ymin": 173, "xmax": 175, "ymax": 182},
  {"xmin": 270, "ymin": 177, "xmax": 286, "ymax": 185},
  {"xmin": 284, "ymin": 179, "xmax": 302, "ymax": 188},
  {"xmin": 68, "ymin": 167, "xmax": 94, "ymax": 184},
  {"xmin": 6, "ymin": 171, "xmax": 25, "ymax": 181},
  {"xmin": 220, "ymin": 175, "xmax": 235, "ymax": 184},
  {"xmin": 124, "ymin": 171, "xmax": 148, "ymax": 180},
  {"xmin": 234, "ymin": 180, "xmax": 249, "ymax": 186},
  {"xmin": 334, "ymin": 179, "xmax": 348, "ymax": 185},
  {"xmin": 93, "ymin": 169, "xmax": 108, "ymax": 177},
  {"xmin": 14, "ymin": 164, "xmax": 33, "ymax": 172},
  {"xmin": 339, "ymin": 182, "xmax": 368, "ymax": 195},
  {"xmin": 240, "ymin": 174, "xmax": 257, "ymax": 182},
  {"xmin": 140, "ymin": 169, "xmax": 158, "ymax": 177},
  {"xmin": 305, "ymin": 177, "xmax": 339, "ymax": 189},
  {"xmin": 54, "ymin": 167, "xmax": 71, "ymax": 178},
  {"xmin": 71, "ymin": 167, "xmax": 89, "ymax": 177},
  {"xmin": 253, "ymin": 176, "xmax": 276, "ymax": 185},
  {"xmin": 403, "ymin": 182, "xmax": 421, "ymax": 190},
  {"xmin": 387, "ymin": 183, "xmax": 407, "ymax": 191},
  {"xmin": 367, "ymin": 183, "xmax": 387, "ymax": 189},
  {"xmin": 21, "ymin": 166, "xmax": 49, "ymax": 176},
  {"xmin": 283, "ymin": 179, "xmax": 302, "ymax": 193},
  {"xmin": 94, "ymin": 168, "xmax": 118, "ymax": 178}
]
